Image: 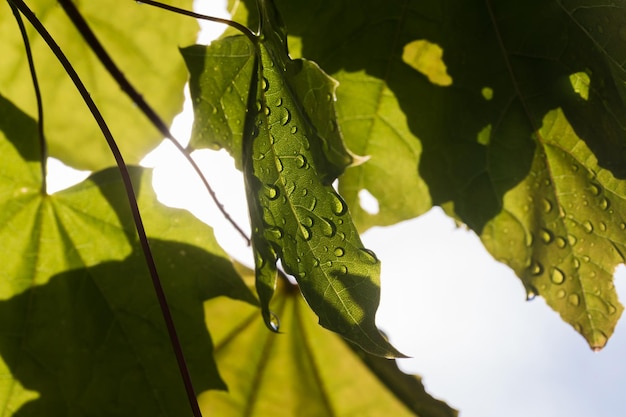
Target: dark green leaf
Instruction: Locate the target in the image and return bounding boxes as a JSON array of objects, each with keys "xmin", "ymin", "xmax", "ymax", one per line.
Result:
[
  {"xmin": 230, "ymin": 0, "xmax": 626, "ymax": 349},
  {"xmin": 0, "ymin": 93, "xmax": 256, "ymax": 415}
]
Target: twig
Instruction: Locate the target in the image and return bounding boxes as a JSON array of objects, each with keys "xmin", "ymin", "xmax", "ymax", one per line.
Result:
[
  {"xmin": 9, "ymin": 2, "xmax": 47, "ymax": 194},
  {"xmin": 7, "ymin": 1, "xmax": 203, "ymax": 416},
  {"xmin": 58, "ymin": 0, "xmax": 251, "ymax": 246}
]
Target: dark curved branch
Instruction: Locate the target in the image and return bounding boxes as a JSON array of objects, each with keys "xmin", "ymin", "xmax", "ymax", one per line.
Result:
[
  {"xmin": 138, "ymin": 0, "xmax": 258, "ymax": 43},
  {"xmin": 58, "ymin": 0, "xmax": 251, "ymax": 246},
  {"xmin": 6, "ymin": 2, "xmax": 202, "ymax": 416},
  {"xmin": 9, "ymin": 2, "xmax": 47, "ymax": 194}
]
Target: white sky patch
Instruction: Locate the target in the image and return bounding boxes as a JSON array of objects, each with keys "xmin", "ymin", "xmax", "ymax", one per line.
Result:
[
  {"xmin": 358, "ymin": 188, "xmax": 380, "ymax": 215},
  {"xmin": 46, "ymin": 157, "xmax": 91, "ymax": 194}
]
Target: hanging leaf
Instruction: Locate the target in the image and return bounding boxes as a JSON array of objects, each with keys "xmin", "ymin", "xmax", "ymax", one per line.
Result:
[
  {"xmin": 0, "ymin": 94, "xmax": 256, "ymax": 415},
  {"xmin": 199, "ymin": 269, "xmax": 457, "ymax": 417},
  {"xmin": 229, "ymin": 0, "xmax": 626, "ymax": 349},
  {"xmin": 182, "ymin": 0, "xmax": 400, "ymax": 358},
  {"xmin": 0, "ymin": 0, "xmax": 197, "ymax": 170}
]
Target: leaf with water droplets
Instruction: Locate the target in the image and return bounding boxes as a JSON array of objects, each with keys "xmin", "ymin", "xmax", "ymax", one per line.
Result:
[
  {"xmin": 240, "ymin": 1, "xmax": 400, "ymax": 358},
  {"xmin": 184, "ymin": 0, "xmax": 399, "ymax": 357}
]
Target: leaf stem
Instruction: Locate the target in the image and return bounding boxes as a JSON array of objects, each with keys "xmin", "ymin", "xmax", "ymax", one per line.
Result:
[
  {"xmin": 58, "ymin": 0, "xmax": 251, "ymax": 246},
  {"xmin": 8, "ymin": 1, "xmax": 47, "ymax": 195},
  {"xmin": 137, "ymin": 0, "xmax": 258, "ymax": 43},
  {"xmin": 7, "ymin": 1, "xmax": 203, "ymax": 416}
]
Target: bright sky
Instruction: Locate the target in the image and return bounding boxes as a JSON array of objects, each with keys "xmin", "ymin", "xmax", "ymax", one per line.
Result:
[{"xmin": 47, "ymin": 1, "xmax": 626, "ymax": 416}]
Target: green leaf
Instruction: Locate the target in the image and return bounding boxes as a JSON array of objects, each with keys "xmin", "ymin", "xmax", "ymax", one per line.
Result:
[
  {"xmin": 0, "ymin": 0, "xmax": 197, "ymax": 170},
  {"xmin": 230, "ymin": 0, "xmax": 626, "ymax": 349},
  {"xmin": 182, "ymin": 0, "xmax": 400, "ymax": 357},
  {"xmin": 0, "ymin": 93, "xmax": 257, "ymax": 415},
  {"xmin": 199, "ymin": 271, "xmax": 457, "ymax": 417}
]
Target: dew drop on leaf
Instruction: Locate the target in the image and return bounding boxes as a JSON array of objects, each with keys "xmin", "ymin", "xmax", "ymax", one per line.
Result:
[
  {"xmin": 567, "ymin": 234, "xmax": 578, "ymax": 246},
  {"xmin": 320, "ymin": 217, "xmax": 337, "ymax": 237},
  {"xmin": 301, "ymin": 216, "xmax": 314, "ymax": 227},
  {"xmin": 600, "ymin": 197, "xmax": 610, "ymax": 211},
  {"xmin": 542, "ymin": 198, "xmax": 553, "ymax": 213},
  {"xmin": 280, "ymin": 108, "xmax": 291, "ymax": 125},
  {"xmin": 334, "ymin": 247, "xmax": 345, "ymax": 257},
  {"xmin": 555, "ymin": 236, "xmax": 567, "ymax": 248},
  {"xmin": 589, "ymin": 182, "xmax": 601, "ymax": 196},
  {"xmin": 556, "ymin": 289, "xmax": 566, "ymax": 299},
  {"xmin": 540, "ymin": 228, "xmax": 554, "ymax": 244},
  {"xmin": 262, "ymin": 77, "xmax": 270, "ymax": 91},
  {"xmin": 264, "ymin": 184, "xmax": 280, "ymax": 200},
  {"xmin": 275, "ymin": 158, "xmax": 284, "ymax": 172},
  {"xmin": 301, "ymin": 224, "xmax": 312, "ymax": 241},
  {"xmin": 620, "ymin": 223, "xmax": 626, "ymax": 231},
  {"xmin": 290, "ymin": 126, "xmax": 298, "ymax": 134},
  {"xmin": 599, "ymin": 222, "xmax": 607, "ymax": 232},
  {"xmin": 330, "ymin": 193, "xmax": 348, "ymax": 216},
  {"xmin": 550, "ymin": 267, "xmax": 565, "ymax": 285},
  {"xmin": 572, "ymin": 257, "xmax": 581, "ymax": 269},
  {"xmin": 269, "ymin": 311, "xmax": 280, "ymax": 332},
  {"xmin": 296, "ymin": 154, "xmax": 308, "ymax": 168},
  {"xmin": 358, "ymin": 248, "xmax": 378, "ymax": 264},
  {"xmin": 568, "ymin": 293, "xmax": 580, "ymax": 306},
  {"xmin": 530, "ymin": 260, "xmax": 543, "ymax": 276},
  {"xmin": 583, "ymin": 221, "xmax": 594, "ymax": 233},
  {"xmin": 268, "ymin": 226, "xmax": 284, "ymax": 240}
]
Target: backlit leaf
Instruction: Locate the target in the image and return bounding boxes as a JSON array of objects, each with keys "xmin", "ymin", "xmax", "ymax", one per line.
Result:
[
  {"xmin": 0, "ymin": 94, "xmax": 256, "ymax": 415},
  {"xmin": 199, "ymin": 270, "xmax": 457, "ymax": 417},
  {"xmin": 230, "ymin": 0, "xmax": 626, "ymax": 349},
  {"xmin": 0, "ymin": 0, "xmax": 197, "ymax": 170},
  {"xmin": 183, "ymin": 0, "xmax": 400, "ymax": 357}
]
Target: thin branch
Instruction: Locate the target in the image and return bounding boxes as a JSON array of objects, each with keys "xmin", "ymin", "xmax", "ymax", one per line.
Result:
[
  {"xmin": 138, "ymin": 0, "xmax": 258, "ymax": 43},
  {"xmin": 58, "ymin": 0, "xmax": 251, "ymax": 246},
  {"xmin": 7, "ymin": 1, "xmax": 202, "ymax": 416},
  {"xmin": 9, "ymin": 1, "xmax": 47, "ymax": 194}
]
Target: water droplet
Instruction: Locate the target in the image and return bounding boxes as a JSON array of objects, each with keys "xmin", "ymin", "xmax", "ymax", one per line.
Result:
[
  {"xmin": 320, "ymin": 217, "xmax": 337, "ymax": 237},
  {"xmin": 334, "ymin": 247, "xmax": 345, "ymax": 257},
  {"xmin": 280, "ymin": 108, "xmax": 291, "ymax": 125},
  {"xmin": 567, "ymin": 234, "xmax": 578, "ymax": 246},
  {"xmin": 339, "ymin": 265, "xmax": 348, "ymax": 274},
  {"xmin": 599, "ymin": 222, "xmax": 607, "ymax": 232},
  {"xmin": 555, "ymin": 236, "xmax": 567, "ymax": 248},
  {"xmin": 301, "ymin": 225, "xmax": 312, "ymax": 241},
  {"xmin": 568, "ymin": 293, "xmax": 580, "ymax": 306},
  {"xmin": 275, "ymin": 158, "xmax": 284, "ymax": 172},
  {"xmin": 358, "ymin": 248, "xmax": 378, "ymax": 264},
  {"xmin": 582, "ymin": 255, "xmax": 590, "ymax": 262},
  {"xmin": 542, "ymin": 199, "xmax": 553, "ymax": 213},
  {"xmin": 330, "ymin": 193, "xmax": 348, "ymax": 216},
  {"xmin": 262, "ymin": 77, "xmax": 270, "ymax": 91},
  {"xmin": 540, "ymin": 228, "xmax": 554, "ymax": 244},
  {"xmin": 583, "ymin": 221, "xmax": 594, "ymax": 233},
  {"xmin": 600, "ymin": 197, "xmax": 610, "ymax": 211},
  {"xmin": 572, "ymin": 258, "xmax": 581, "ymax": 269},
  {"xmin": 550, "ymin": 267, "xmax": 565, "ymax": 285},
  {"xmin": 307, "ymin": 196, "xmax": 317, "ymax": 211},
  {"xmin": 264, "ymin": 184, "xmax": 280, "ymax": 200},
  {"xmin": 264, "ymin": 106, "xmax": 271, "ymax": 116},
  {"xmin": 329, "ymin": 119, "xmax": 338, "ymax": 132},
  {"xmin": 530, "ymin": 260, "xmax": 543, "ymax": 276},
  {"xmin": 591, "ymin": 329, "xmax": 608, "ymax": 352},
  {"xmin": 589, "ymin": 182, "xmax": 601, "ymax": 196},
  {"xmin": 526, "ymin": 288, "xmax": 537, "ymax": 301},
  {"xmin": 301, "ymin": 217, "xmax": 314, "ymax": 228},
  {"xmin": 556, "ymin": 289, "xmax": 566, "ymax": 299},
  {"xmin": 326, "ymin": 93, "xmax": 333, "ymax": 102},
  {"xmin": 290, "ymin": 126, "xmax": 298, "ymax": 134},
  {"xmin": 296, "ymin": 154, "xmax": 308, "ymax": 168},
  {"xmin": 275, "ymin": 97, "xmax": 283, "ymax": 107},
  {"xmin": 620, "ymin": 222, "xmax": 626, "ymax": 231},
  {"xmin": 267, "ymin": 227, "xmax": 284, "ymax": 240},
  {"xmin": 269, "ymin": 311, "xmax": 280, "ymax": 332}
]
